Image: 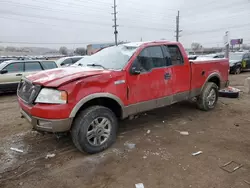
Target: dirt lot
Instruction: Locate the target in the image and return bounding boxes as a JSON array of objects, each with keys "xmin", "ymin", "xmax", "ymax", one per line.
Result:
[{"xmin": 1, "ymin": 73, "xmax": 250, "ymax": 188}]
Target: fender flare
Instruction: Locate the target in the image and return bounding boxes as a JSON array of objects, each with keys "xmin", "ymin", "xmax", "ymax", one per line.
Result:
[
  {"xmin": 201, "ymin": 72, "xmax": 222, "ymax": 91},
  {"xmin": 69, "ymin": 93, "xmax": 125, "ymax": 118}
]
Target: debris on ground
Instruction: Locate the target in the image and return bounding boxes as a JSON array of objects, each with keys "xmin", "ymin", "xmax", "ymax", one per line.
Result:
[
  {"xmin": 19, "ymin": 182, "xmax": 23, "ymax": 186},
  {"xmin": 192, "ymin": 151, "xmax": 203, "ymax": 156},
  {"xmin": 244, "ymin": 180, "xmax": 250, "ymax": 185},
  {"xmin": 10, "ymin": 147, "xmax": 24, "ymax": 153},
  {"xmin": 45, "ymin": 153, "xmax": 56, "ymax": 159},
  {"xmin": 234, "ymin": 123, "xmax": 239, "ymax": 127},
  {"xmin": 244, "ymin": 77, "xmax": 250, "ymax": 94},
  {"xmin": 143, "ymin": 156, "xmax": 147, "ymax": 159},
  {"xmin": 135, "ymin": 183, "xmax": 144, "ymax": 188},
  {"xmin": 147, "ymin": 130, "xmax": 151, "ymax": 134},
  {"xmin": 45, "ymin": 164, "xmax": 52, "ymax": 169},
  {"xmin": 220, "ymin": 161, "xmax": 243, "ymax": 173},
  {"xmin": 219, "ymin": 86, "xmax": 240, "ymax": 98},
  {"xmin": 180, "ymin": 131, "xmax": 189, "ymax": 136},
  {"xmin": 124, "ymin": 142, "xmax": 136, "ymax": 150}
]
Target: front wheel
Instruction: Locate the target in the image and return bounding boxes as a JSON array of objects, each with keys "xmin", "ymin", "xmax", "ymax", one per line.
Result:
[
  {"xmin": 71, "ymin": 106, "xmax": 118, "ymax": 154},
  {"xmin": 197, "ymin": 82, "xmax": 219, "ymax": 111}
]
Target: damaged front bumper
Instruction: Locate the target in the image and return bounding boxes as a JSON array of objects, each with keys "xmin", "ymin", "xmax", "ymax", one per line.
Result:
[{"xmin": 20, "ymin": 109, "xmax": 72, "ymax": 133}]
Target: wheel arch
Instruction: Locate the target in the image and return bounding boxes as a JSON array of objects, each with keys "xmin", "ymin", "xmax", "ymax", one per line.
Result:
[
  {"xmin": 202, "ymin": 72, "xmax": 221, "ymax": 90},
  {"xmin": 69, "ymin": 93, "xmax": 125, "ymax": 119}
]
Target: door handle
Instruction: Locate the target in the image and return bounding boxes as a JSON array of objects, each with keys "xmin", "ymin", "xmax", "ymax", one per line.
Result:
[
  {"xmin": 164, "ymin": 72, "xmax": 171, "ymax": 80},
  {"xmin": 16, "ymin": 73, "xmax": 22, "ymax": 76}
]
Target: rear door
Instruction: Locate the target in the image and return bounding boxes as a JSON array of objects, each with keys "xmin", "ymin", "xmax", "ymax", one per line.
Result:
[
  {"xmin": 0, "ymin": 62, "xmax": 24, "ymax": 90},
  {"xmin": 166, "ymin": 44, "xmax": 191, "ymax": 101},
  {"xmin": 24, "ymin": 61, "xmax": 43, "ymax": 77}
]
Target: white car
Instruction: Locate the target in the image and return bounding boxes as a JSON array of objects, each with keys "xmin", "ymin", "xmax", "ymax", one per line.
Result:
[{"xmin": 56, "ymin": 56, "xmax": 84, "ymax": 67}]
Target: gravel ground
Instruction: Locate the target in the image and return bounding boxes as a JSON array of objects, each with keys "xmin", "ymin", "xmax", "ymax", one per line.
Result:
[{"xmin": 0, "ymin": 73, "xmax": 250, "ymax": 188}]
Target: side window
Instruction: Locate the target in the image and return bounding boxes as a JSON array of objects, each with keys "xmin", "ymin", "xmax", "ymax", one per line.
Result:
[
  {"xmin": 61, "ymin": 58, "xmax": 73, "ymax": 66},
  {"xmin": 72, "ymin": 57, "xmax": 82, "ymax": 63},
  {"xmin": 134, "ymin": 46, "xmax": 165, "ymax": 72},
  {"xmin": 41, "ymin": 61, "xmax": 57, "ymax": 69},
  {"xmin": 167, "ymin": 45, "xmax": 184, "ymax": 65},
  {"xmin": 161, "ymin": 46, "xmax": 172, "ymax": 66},
  {"xmin": 136, "ymin": 48, "xmax": 153, "ymax": 72},
  {"xmin": 25, "ymin": 62, "xmax": 42, "ymax": 72},
  {"xmin": 4, "ymin": 63, "xmax": 24, "ymax": 73},
  {"xmin": 147, "ymin": 46, "xmax": 165, "ymax": 68}
]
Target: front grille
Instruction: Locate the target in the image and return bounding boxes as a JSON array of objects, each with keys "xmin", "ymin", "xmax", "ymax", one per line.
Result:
[{"xmin": 18, "ymin": 79, "xmax": 41, "ymax": 104}]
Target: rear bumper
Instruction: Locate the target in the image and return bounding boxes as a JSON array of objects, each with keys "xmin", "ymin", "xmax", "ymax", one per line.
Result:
[{"xmin": 20, "ymin": 108, "xmax": 72, "ymax": 133}]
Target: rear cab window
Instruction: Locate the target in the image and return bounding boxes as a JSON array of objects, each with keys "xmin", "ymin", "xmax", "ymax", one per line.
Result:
[
  {"xmin": 41, "ymin": 61, "xmax": 57, "ymax": 70},
  {"xmin": 25, "ymin": 62, "xmax": 43, "ymax": 72},
  {"xmin": 166, "ymin": 45, "xmax": 184, "ymax": 65},
  {"xmin": 3, "ymin": 62, "xmax": 24, "ymax": 73}
]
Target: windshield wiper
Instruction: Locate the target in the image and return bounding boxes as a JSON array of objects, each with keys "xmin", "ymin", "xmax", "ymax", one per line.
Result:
[{"xmin": 87, "ymin": 63, "xmax": 107, "ymax": 69}]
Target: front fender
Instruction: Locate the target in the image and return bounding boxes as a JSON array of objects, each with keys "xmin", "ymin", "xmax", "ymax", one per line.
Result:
[{"xmin": 69, "ymin": 93, "xmax": 125, "ymax": 118}]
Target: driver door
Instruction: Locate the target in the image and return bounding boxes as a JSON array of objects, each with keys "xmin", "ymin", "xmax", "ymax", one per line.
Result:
[{"xmin": 126, "ymin": 45, "xmax": 171, "ymax": 114}]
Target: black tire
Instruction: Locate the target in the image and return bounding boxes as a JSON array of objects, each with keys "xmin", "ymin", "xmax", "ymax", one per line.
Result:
[
  {"xmin": 197, "ymin": 82, "xmax": 219, "ymax": 111},
  {"xmin": 71, "ymin": 106, "xmax": 118, "ymax": 154}
]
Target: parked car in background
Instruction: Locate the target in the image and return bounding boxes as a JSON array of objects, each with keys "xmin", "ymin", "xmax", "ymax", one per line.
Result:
[
  {"xmin": 188, "ymin": 53, "xmax": 224, "ymax": 60},
  {"xmin": 55, "ymin": 56, "xmax": 84, "ymax": 67},
  {"xmin": 188, "ymin": 55, "xmax": 198, "ymax": 60},
  {"xmin": 229, "ymin": 52, "xmax": 250, "ymax": 74},
  {"xmin": 18, "ymin": 41, "xmax": 229, "ymax": 154},
  {"xmin": 0, "ymin": 58, "xmax": 17, "ymax": 64},
  {"xmin": 0, "ymin": 60, "xmax": 58, "ymax": 92}
]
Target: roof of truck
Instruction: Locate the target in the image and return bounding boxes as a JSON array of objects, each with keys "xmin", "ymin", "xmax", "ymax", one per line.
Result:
[{"xmin": 124, "ymin": 40, "xmax": 176, "ymax": 48}]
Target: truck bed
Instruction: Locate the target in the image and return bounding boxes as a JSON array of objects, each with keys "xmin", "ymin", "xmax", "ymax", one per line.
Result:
[{"xmin": 190, "ymin": 58, "xmax": 229, "ymax": 91}]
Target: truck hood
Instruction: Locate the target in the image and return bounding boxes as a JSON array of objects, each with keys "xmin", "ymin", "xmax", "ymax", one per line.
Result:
[{"xmin": 26, "ymin": 66, "xmax": 109, "ymax": 87}]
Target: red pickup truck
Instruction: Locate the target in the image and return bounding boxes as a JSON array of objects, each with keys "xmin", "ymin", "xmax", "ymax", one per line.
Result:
[{"xmin": 17, "ymin": 41, "xmax": 229, "ymax": 154}]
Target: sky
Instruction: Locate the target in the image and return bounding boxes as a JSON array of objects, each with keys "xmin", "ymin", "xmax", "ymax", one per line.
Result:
[{"xmin": 0, "ymin": 0, "xmax": 250, "ymax": 49}]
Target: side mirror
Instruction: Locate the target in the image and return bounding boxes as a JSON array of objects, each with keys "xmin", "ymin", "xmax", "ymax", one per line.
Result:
[
  {"xmin": 0, "ymin": 69, "xmax": 8, "ymax": 74},
  {"xmin": 131, "ymin": 66, "xmax": 141, "ymax": 75}
]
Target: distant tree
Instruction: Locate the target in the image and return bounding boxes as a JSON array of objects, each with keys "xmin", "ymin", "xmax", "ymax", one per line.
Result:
[
  {"xmin": 0, "ymin": 46, "xmax": 4, "ymax": 51},
  {"xmin": 74, "ymin": 47, "xmax": 87, "ymax": 55},
  {"xmin": 191, "ymin": 42, "xmax": 202, "ymax": 52},
  {"xmin": 59, "ymin": 46, "xmax": 68, "ymax": 55}
]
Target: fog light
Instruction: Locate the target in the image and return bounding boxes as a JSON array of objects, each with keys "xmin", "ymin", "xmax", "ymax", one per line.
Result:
[{"xmin": 37, "ymin": 120, "xmax": 52, "ymax": 129}]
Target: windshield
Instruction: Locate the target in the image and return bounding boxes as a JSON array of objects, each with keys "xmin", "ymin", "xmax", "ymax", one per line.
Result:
[
  {"xmin": 229, "ymin": 53, "xmax": 243, "ymax": 61},
  {"xmin": 74, "ymin": 45, "xmax": 137, "ymax": 70}
]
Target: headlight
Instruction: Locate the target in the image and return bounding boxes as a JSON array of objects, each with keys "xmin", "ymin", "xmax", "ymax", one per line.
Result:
[{"xmin": 35, "ymin": 88, "xmax": 67, "ymax": 104}]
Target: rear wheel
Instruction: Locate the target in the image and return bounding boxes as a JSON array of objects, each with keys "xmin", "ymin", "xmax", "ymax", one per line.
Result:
[
  {"xmin": 71, "ymin": 106, "xmax": 118, "ymax": 154},
  {"xmin": 197, "ymin": 82, "xmax": 218, "ymax": 111}
]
